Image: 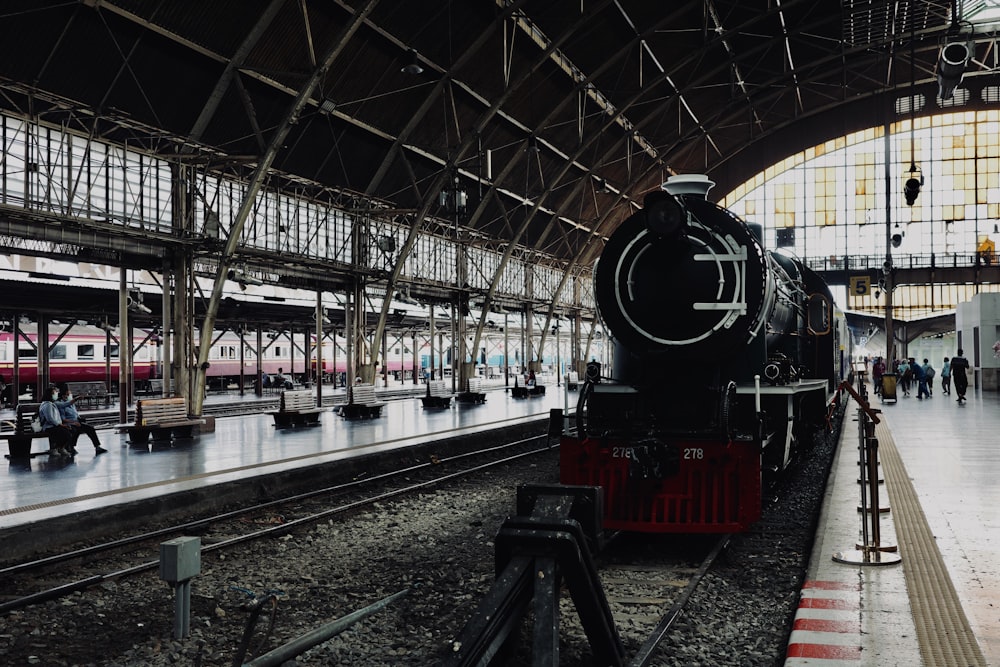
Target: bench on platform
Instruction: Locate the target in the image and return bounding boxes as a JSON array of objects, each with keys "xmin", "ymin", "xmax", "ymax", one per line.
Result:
[
  {"xmin": 268, "ymin": 389, "xmax": 323, "ymax": 427},
  {"xmin": 139, "ymin": 378, "xmax": 177, "ymax": 396},
  {"xmin": 456, "ymin": 377, "xmax": 487, "ymax": 404},
  {"xmin": 511, "ymin": 381, "xmax": 545, "ymax": 399},
  {"xmin": 421, "ymin": 380, "xmax": 454, "ymax": 408},
  {"xmin": 66, "ymin": 381, "xmax": 113, "ymax": 408},
  {"xmin": 1, "ymin": 403, "xmax": 57, "ymax": 459},
  {"xmin": 339, "ymin": 383, "xmax": 385, "ymax": 419},
  {"xmin": 119, "ymin": 397, "xmax": 206, "ymax": 444},
  {"xmin": 566, "ymin": 371, "xmax": 580, "ymax": 391}
]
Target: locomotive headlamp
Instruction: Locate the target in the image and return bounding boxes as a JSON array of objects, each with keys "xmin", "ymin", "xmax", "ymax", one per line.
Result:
[{"xmin": 643, "ymin": 190, "xmax": 687, "ymax": 240}]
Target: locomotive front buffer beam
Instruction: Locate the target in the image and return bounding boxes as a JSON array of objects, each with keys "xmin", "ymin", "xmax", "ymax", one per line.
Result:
[{"xmin": 445, "ymin": 484, "xmax": 625, "ymax": 667}]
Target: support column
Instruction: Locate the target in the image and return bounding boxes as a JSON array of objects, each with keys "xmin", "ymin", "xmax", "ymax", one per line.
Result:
[
  {"xmin": 429, "ymin": 308, "xmax": 436, "ymax": 380},
  {"xmin": 316, "ymin": 292, "xmax": 324, "ymax": 404},
  {"xmin": 411, "ymin": 332, "xmax": 419, "ymax": 385},
  {"xmin": 118, "ymin": 269, "xmax": 130, "ymax": 424}
]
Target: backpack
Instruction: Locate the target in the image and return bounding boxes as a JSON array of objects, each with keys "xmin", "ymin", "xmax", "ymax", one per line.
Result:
[{"xmin": 925, "ymin": 366, "xmax": 935, "ymax": 379}]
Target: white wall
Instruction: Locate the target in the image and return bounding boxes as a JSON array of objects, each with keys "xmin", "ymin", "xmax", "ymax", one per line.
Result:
[{"xmin": 956, "ymin": 293, "xmax": 1000, "ymax": 391}]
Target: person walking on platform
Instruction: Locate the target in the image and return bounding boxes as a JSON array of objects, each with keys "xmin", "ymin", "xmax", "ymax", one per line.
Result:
[
  {"xmin": 921, "ymin": 359, "xmax": 935, "ymax": 396},
  {"xmin": 898, "ymin": 359, "xmax": 911, "ymax": 397},
  {"xmin": 940, "ymin": 357, "xmax": 952, "ymax": 395},
  {"xmin": 951, "ymin": 350, "xmax": 970, "ymax": 403},
  {"xmin": 55, "ymin": 384, "xmax": 107, "ymax": 455},
  {"xmin": 39, "ymin": 384, "xmax": 73, "ymax": 457},
  {"xmin": 910, "ymin": 359, "xmax": 931, "ymax": 398},
  {"xmin": 872, "ymin": 357, "xmax": 885, "ymax": 396},
  {"xmin": 913, "ymin": 358, "xmax": 929, "ymax": 399}
]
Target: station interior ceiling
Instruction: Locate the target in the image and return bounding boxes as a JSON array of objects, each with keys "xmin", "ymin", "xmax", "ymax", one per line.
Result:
[{"xmin": 0, "ymin": 1, "xmax": 996, "ymax": 338}]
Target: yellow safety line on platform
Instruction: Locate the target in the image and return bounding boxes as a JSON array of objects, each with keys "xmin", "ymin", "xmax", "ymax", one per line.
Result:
[{"xmin": 876, "ymin": 417, "xmax": 988, "ymax": 667}]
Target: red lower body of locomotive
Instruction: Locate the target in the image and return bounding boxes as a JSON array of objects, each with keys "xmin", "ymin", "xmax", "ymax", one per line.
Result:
[{"xmin": 559, "ymin": 434, "xmax": 762, "ymax": 533}]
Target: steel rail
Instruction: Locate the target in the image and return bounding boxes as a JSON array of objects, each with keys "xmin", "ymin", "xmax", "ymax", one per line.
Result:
[
  {"xmin": 628, "ymin": 534, "xmax": 732, "ymax": 667},
  {"xmin": 0, "ymin": 433, "xmax": 548, "ymax": 578},
  {"xmin": 0, "ymin": 438, "xmax": 552, "ymax": 615}
]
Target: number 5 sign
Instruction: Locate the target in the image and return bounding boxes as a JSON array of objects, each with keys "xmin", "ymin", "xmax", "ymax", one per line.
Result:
[{"xmin": 850, "ymin": 275, "xmax": 871, "ymax": 296}]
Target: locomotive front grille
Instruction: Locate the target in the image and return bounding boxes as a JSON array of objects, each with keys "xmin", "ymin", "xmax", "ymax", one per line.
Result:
[{"xmin": 560, "ymin": 436, "xmax": 762, "ymax": 533}]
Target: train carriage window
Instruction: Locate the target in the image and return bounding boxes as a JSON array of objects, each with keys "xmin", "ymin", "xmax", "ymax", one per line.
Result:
[
  {"xmin": 19, "ymin": 347, "xmax": 37, "ymax": 359},
  {"xmin": 50, "ymin": 345, "xmax": 67, "ymax": 360},
  {"xmin": 78, "ymin": 344, "xmax": 95, "ymax": 360},
  {"xmin": 105, "ymin": 344, "xmax": 119, "ymax": 359}
]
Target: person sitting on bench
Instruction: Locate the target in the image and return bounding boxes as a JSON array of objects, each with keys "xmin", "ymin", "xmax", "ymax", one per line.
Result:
[
  {"xmin": 274, "ymin": 368, "xmax": 293, "ymax": 390},
  {"xmin": 39, "ymin": 384, "xmax": 74, "ymax": 458},
  {"xmin": 56, "ymin": 384, "xmax": 107, "ymax": 455}
]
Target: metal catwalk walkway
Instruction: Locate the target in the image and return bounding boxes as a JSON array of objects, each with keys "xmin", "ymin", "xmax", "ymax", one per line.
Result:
[{"xmin": 786, "ymin": 382, "xmax": 1000, "ymax": 667}]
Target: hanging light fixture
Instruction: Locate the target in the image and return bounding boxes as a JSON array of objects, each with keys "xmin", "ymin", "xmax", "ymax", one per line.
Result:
[
  {"xmin": 937, "ymin": 41, "xmax": 970, "ymax": 100},
  {"xmin": 401, "ymin": 49, "xmax": 423, "ymax": 75},
  {"xmin": 903, "ymin": 163, "xmax": 923, "ymax": 206}
]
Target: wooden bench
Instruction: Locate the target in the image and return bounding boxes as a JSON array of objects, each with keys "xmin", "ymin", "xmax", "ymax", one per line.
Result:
[
  {"xmin": 339, "ymin": 383, "xmax": 386, "ymax": 419},
  {"xmin": 456, "ymin": 377, "xmax": 487, "ymax": 404},
  {"xmin": 421, "ymin": 380, "xmax": 454, "ymax": 408},
  {"xmin": 1, "ymin": 403, "xmax": 58, "ymax": 459},
  {"xmin": 268, "ymin": 389, "xmax": 323, "ymax": 427},
  {"xmin": 66, "ymin": 381, "xmax": 112, "ymax": 408},
  {"xmin": 119, "ymin": 397, "xmax": 206, "ymax": 444}
]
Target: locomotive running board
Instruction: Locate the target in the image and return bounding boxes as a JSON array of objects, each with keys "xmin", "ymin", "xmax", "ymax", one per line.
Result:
[{"xmin": 444, "ymin": 484, "xmax": 625, "ymax": 667}]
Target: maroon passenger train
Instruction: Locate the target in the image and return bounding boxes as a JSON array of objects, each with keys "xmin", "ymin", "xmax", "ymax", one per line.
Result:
[{"xmin": 560, "ymin": 174, "xmax": 849, "ymax": 533}]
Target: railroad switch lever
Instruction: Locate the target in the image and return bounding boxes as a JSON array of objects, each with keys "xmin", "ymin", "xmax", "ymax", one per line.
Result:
[
  {"xmin": 160, "ymin": 536, "xmax": 201, "ymax": 639},
  {"xmin": 446, "ymin": 485, "xmax": 625, "ymax": 667}
]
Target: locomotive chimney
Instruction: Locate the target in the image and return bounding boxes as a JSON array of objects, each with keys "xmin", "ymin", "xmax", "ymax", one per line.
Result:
[{"xmin": 662, "ymin": 174, "xmax": 715, "ymax": 199}]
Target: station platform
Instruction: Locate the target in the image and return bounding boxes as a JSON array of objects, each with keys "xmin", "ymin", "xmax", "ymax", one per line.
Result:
[
  {"xmin": 0, "ymin": 381, "xmax": 572, "ymax": 542},
  {"xmin": 785, "ymin": 382, "xmax": 999, "ymax": 667}
]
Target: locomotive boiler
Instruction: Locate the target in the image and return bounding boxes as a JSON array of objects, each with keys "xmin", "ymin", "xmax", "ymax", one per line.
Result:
[{"xmin": 560, "ymin": 174, "xmax": 846, "ymax": 533}]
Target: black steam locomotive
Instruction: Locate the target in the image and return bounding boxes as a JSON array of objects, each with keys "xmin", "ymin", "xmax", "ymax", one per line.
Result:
[{"xmin": 560, "ymin": 175, "xmax": 848, "ymax": 533}]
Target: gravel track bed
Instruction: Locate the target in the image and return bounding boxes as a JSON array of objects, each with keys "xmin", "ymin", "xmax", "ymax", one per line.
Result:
[{"xmin": 0, "ymin": 408, "xmax": 842, "ymax": 666}]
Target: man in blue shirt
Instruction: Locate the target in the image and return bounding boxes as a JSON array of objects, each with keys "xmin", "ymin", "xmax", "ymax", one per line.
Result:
[
  {"xmin": 911, "ymin": 357, "xmax": 929, "ymax": 399},
  {"xmin": 55, "ymin": 385, "xmax": 107, "ymax": 455},
  {"xmin": 39, "ymin": 384, "xmax": 73, "ymax": 457}
]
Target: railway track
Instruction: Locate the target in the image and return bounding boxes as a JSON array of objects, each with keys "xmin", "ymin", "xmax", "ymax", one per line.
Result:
[{"xmin": 0, "ymin": 432, "xmax": 550, "ymax": 615}]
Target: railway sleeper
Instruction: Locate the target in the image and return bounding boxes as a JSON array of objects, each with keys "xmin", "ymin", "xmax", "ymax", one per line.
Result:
[{"xmin": 446, "ymin": 484, "xmax": 626, "ymax": 667}]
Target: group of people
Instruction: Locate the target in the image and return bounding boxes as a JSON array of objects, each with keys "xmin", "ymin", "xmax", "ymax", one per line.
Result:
[
  {"xmin": 869, "ymin": 349, "xmax": 970, "ymax": 403},
  {"xmin": 261, "ymin": 368, "xmax": 294, "ymax": 391},
  {"xmin": 38, "ymin": 383, "xmax": 107, "ymax": 458}
]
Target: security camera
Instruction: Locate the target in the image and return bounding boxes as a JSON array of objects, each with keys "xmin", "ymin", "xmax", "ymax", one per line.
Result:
[
  {"xmin": 127, "ymin": 296, "xmax": 152, "ymax": 314},
  {"xmin": 227, "ymin": 269, "xmax": 264, "ymax": 288}
]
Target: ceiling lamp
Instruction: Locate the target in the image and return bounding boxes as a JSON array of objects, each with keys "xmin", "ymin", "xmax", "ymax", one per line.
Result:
[
  {"xmin": 937, "ymin": 41, "xmax": 970, "ymax": 100},
  {"xmin": 401, "ymin": 49, "xmax": 423, "ymax": 75}
]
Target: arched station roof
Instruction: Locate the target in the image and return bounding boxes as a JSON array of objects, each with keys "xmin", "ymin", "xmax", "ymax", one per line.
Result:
[{"xmin": 2, "ymin": 0, "xmax": 997, "ymax": 275}]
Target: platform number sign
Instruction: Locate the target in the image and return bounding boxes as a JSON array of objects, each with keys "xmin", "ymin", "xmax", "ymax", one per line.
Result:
[{"xmin": 850, "ymin": 275, "xmax": 871, "ymax": 296}]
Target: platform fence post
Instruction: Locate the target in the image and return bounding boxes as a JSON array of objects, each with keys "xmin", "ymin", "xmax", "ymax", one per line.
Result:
[{"xmin": 831, "ymin": 385, "xmax": 901, "ymax": 566}]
